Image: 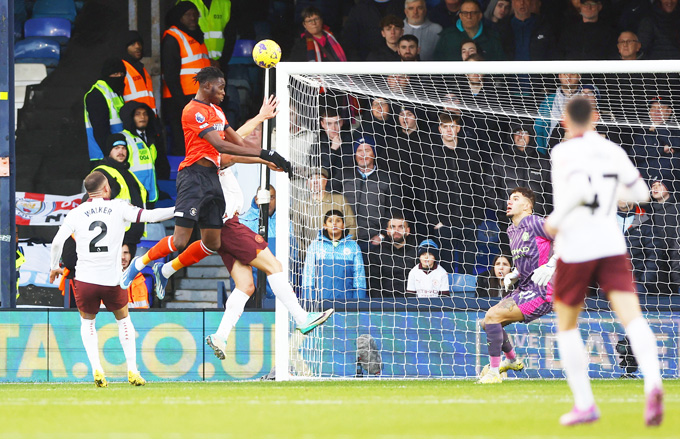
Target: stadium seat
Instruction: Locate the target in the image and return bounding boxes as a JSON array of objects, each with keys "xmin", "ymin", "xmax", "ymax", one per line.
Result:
[
  {"xmin": 14, "ymin": 38, "xmax": 60, "ymax": 68},
  {"xmin": 156, "ymin": 179, "xmax": 177, "ymax": 208},
  {"xmin": 230, "ymin": 39, "xmax": 256, "ymax": 64},
  {"xmin": 15, "ymin": 63, "xmax": 48, "ymax": 87},
  {"xmin": 32, "ymin": 0, "xmax": 77, "ymax": 22},
  {"xmin": 166, "ymin": 156, "xmax": 183, "ymax": 180},
  {"xmin": 24, "ymin": 17, "xmax": 71, "ymax": 45},
  {"xmin": 449, "ymin": 273, "xmax": 477, "ymax": 293}
]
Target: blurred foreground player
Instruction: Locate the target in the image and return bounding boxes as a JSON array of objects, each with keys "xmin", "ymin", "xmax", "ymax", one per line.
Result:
[
  {"xmin": 545, "ymin": 97, "xmax": 663, "ymax": 426},
  {"xmin": 206, "ymin": 103, "xmax": 334, "ymax": 360},
  {"xmin": 49, "ymin": 172, "xmax": 174, "ymax": 387},
  {"xmin": 478, "ymin": 187, "xmax": 555, "ymax": 384},
  {"xmin": 121, "ymin": 67, "xmax": 289, "ymax": 297}
]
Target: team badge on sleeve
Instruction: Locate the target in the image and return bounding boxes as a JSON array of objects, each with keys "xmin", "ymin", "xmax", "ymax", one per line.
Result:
[{"xmin": 195, "ymin": 112, "xmax": 206, "ymax": 124}]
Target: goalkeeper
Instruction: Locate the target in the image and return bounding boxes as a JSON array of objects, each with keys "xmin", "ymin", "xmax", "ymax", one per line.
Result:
[{"xmin": 478, "ymin": 187, "xmax": 555, "ymax": 384}]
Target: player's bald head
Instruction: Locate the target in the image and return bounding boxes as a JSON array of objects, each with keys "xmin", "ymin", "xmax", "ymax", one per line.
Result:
[
  {"xmin": 84, "ymin": 172, "xmax": 108, "ymax": 194},
  {"xmin": 566, "ymin": 97, "xmax": 593, "ymax": 127}
]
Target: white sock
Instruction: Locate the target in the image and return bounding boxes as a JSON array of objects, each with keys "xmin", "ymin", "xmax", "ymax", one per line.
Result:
[
  {"xmin": 625, "ymin": 317, "xmax": 663, "ymax": 394},
  {"xmin": 117, "ymin": 316, "xmax": 137, "ymax": 373},
  {"xmin": 557, "ymin": 328, "xmax": 595, "ymax": 410},
  {"xmin": 215, "ymin": 289, "xmax": 250, "ymax": 341},
  {"xmin": 161, "ymin": 261, "xmax": 177, "ymax": 278},
  {"xmin": 134, "ymin": 257, "xmax": 146, "ymax": 271},
  {"xmin": 268, "ymin": 272, "xmax": 308, "ymax": 325},
  {"xmin": 80, "ymin": 317, "xmax": 103, "ymax": 373}
]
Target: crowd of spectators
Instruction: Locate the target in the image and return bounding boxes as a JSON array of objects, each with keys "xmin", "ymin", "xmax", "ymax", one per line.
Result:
[
  {"xmin": 75, "ymin": 1, "xmax": 680, "ymax": 301},
  {"xmin": 296, "ymin": 81, "xmax": 680, "ymax": 299}
]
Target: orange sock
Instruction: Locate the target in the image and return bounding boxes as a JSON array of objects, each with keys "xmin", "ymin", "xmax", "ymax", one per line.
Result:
[
  {"xmin": 170, "ymin": 240, "xmax": 214, "ymax": 271},
  {"xmin": 142, "ymin": 236, "xmax": 177, "ymax": 265}
]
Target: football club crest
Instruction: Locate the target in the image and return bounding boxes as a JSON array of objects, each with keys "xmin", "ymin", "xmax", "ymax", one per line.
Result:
[
  {"xmin": 195, "ymin": 112, "xmax": 205, "ymax": 124},
  {"xmin": 189, "ymin": 208, "xmax": 198, "ymax": 217},
  {"xmin": 522, "ymin": 231, "xmax": 530, "ymax": 241}
]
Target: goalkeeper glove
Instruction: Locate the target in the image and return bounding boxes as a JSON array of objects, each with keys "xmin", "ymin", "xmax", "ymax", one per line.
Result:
[
  {"xmin": 260, "ymin": 150, "xmax": 291, "ymax": 174},
  {"xmin": 503, "ymin": 268, "xmax": 520, "ymax": 292},
  {"xmin": 531, "ymin": 255, "xmax": 558, "ymax": 287}
]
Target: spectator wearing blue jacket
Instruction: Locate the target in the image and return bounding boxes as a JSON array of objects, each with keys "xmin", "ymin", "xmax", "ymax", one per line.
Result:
[{"xmin": 303, "ymin": 210, "xmax": 367, "ymax": 300}]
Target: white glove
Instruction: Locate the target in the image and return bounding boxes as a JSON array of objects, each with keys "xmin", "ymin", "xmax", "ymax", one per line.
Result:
[
  {"xmin": 503, "ymin": 268, "xmax": 520, "ymax": 292},
  {"xmin": 531, "ymin": 256, "xmax": 557, "ymax": 287}
]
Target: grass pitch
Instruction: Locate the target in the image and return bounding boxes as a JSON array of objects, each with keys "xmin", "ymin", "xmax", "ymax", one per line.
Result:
[{"xmin": 0, "ymin": 379, "xmax": 677, "ymax": 439}]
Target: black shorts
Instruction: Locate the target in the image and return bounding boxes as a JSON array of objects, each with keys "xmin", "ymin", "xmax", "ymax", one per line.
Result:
[{"xmin": 174, "ymin": 163, "xmax": 225, "ymax": 229}]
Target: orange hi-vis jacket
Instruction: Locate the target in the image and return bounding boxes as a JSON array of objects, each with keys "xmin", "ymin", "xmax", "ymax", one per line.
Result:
[
  {"xmin": 128, "ymin": 272, "xmax": 150, "ymax": 308},
  {"xmin": 123, "ymin": 60, "xmax": 157, "ymax": 113},
  {"xmin": 161, "ymin": 26, "xmax": 210, "ymax": 99}
]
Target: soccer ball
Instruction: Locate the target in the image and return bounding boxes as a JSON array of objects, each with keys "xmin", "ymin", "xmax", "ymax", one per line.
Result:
[{"xmin": 252, "ymin": 40, "xmax": 281, "ymax": 69}]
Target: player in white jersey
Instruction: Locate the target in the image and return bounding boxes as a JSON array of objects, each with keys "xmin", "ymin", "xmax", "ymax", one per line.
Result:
[
  {"xmin": 203, "ymin": 114, "xmax": 334, "ymax": 360},
  {"xmin": 545, "ymin": 97, "xmax": 663, "ymax": 427},
  {"xmin": 49, "ymin": 172, "xmax": 174, "ymax": 387}
]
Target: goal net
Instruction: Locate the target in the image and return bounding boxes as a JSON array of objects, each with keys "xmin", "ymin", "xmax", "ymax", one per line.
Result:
[{"xmin": 274, "ymin": 60, "xmax": 680, "ymax": 380}]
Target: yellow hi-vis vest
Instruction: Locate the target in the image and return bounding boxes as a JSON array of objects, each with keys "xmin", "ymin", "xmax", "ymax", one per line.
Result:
[
  {"xmin": 180, "ymin": 0, "xmax": 232, "ymax": 60},
  {"xmin": 122, "ymin": 130, "xmax": 158, "ymax": 203},
  {"xmin": 92, "ymin": 165, "xmax": 148, "ymax": 231},
  {"xmin": 84, "ymin": 80, "xmax": 124, "ymax": 161}
]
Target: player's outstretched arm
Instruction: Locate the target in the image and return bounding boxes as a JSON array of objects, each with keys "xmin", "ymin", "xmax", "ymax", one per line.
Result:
[
  {"xmin": 235, "ymin": 95, "xmax": 279, "ymax": 139},
  {"xmin": 122, "ymin": 205, "xmax": 175, "ymax": 224},
  {"xmin": 203, "ymin": 130, "xmax": 261, "ymax": 156},
  {"xmin": 219, "ymin": 153, "xmax": 286, "ymax": 172},
  {"xmin": 49, "ymin": 225, "xmax": 73, "ymax": 283}
]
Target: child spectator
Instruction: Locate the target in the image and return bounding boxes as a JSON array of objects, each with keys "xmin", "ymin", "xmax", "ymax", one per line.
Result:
[
  {"xmin": 302, "ymin": 210, "xmax": 367, "ymax": 300},
  {"xmin": 460, "ymin": 39, "xmax": 478, "ymax": 60},
  {"xmin": 476, "ymin": 255, "xmax": 513, "ymax": 298},
  {"xmin": 406, "ymin": 240, "xmax": 450, "ymax": 297}
]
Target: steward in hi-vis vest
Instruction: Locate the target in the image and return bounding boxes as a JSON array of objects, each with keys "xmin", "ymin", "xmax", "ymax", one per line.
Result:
[
  {"xmin": 119, "ymin": 101, "xmax": 171, "ymax": 204},
  {"xmin": 162, "ymin": 2, "xmax": 211, "ymax": 155},
  {"xmin": 121, "ymin": 30, "xmax": 157, "ymax": 113},
  {"xmin": 92, "ymin": 134, "xmax": 148, "ymax": 245},
  {"xmin": 179, "ymin": 0, "xmax": 232, "ymax": 60},
  {"xmin": 84, "ymin": 58, "xmax": 126, "ymax": 161}
]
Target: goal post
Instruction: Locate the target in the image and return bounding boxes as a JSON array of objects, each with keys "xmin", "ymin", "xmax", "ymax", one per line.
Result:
[{"xmin": 274, "ymin": 60, "xmax": 680, "ymax": 380}]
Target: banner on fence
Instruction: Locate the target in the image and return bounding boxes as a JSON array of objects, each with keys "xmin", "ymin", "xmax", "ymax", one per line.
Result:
[{"xmin": 16, "ymin": 192, "xmax": 84, "ymax": 226}]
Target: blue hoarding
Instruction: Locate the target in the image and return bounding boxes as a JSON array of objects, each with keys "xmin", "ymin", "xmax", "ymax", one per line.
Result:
[{"xmin": 0, "ymin": 310, "xmax": 676, "ymax": 381}]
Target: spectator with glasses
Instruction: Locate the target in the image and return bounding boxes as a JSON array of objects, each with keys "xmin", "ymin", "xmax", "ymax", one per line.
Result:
[
  {"xmin": 433, "ymin": 0, "xmax": 505, "ymax": 61},
  {"xmin": 616, "ymin": 30, "xmax": 644, "ymax": 60},
  {"xmin": 288, "ymin": 6, "xmax": 347, "ymax": 62}
]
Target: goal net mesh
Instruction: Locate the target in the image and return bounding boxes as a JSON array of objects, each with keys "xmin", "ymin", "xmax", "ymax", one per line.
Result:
[{"xmin": 281, "ymin": 65, "xmax": 680, "ymax": 379}]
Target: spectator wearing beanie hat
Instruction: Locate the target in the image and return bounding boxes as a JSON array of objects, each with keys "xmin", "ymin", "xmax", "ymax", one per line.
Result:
[
  {"xmin": 90, "ymin": 133, "xmax": 148, "ymax": 245},
  {"xmin": 121, "ymin": 30, "xmax": 157, "ymax": 113},
  {"xmin": 84, "ymin": 57, "xmax": 126, "ymax": 162},
  {"xmin": 406, "ymin": 239, "xmax": 450, "ymax": 297}
]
